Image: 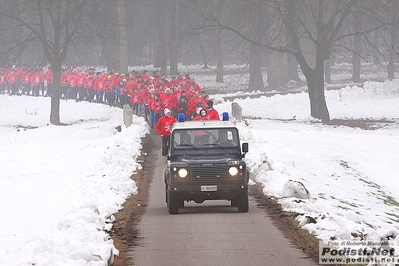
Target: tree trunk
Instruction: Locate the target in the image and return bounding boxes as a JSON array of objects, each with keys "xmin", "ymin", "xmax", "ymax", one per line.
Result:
[
  {"xmin": 288, "ymin": 54, "xmax": 300, "ymax": 81},
  {"xmin": 248, "ymin": 43, "xmax": 264, "ymax": 91},
  {"xmin": 267, "ymin": 0, "xmax": 288, "ymax": 88},
  {"xmin": 117, "ymin": 0, "xmax": 128, "ymax": 74},
  {"xmin": 214, "ymin": 0, "xmax": 223, "ymax": 82},
  {"xmin": 352, "ymin": 45, "xmax": 361, "ymax": 82},
  {"xmin": 169, "ymin": 0, "xmax": 179, "ymax": 75},
  {"xmin": 352, "ymin": 8, "xmax": 362, "ymax": 83},
  {"xmin": 324, "ymin": 59, "xmax": 331, "ymax": 83},
  {"xmin": 154, "ymin": 0, "xmax": 168, "ymax": 73},
  {"xmin": 50, "ymin": 65, "xmax": 62, "ymax": 125},
  {"xmin": 388, "ymin": 0, "xmax": 398, "ymax": 80},
  {"xmin": 267, "ymin": 51, "xmax": 288, "ymax": 88},
  {"xmin": 215, "ymin": 28, "xmax": 223, "ymax": 83},
  {"xmin": 18, "ymin": 0, "xmax": 34, "ymax": 66},
  {"xmin": 304, "ymin": 64, "xmax": 330, "ymax": 122},
  {"xmin": 248, "ymin": 0, "xmax": 264, "ymax": 91},
  {"xmin": 197, "ymin": 35, "xmax": 209, "ymax": 69},
  {"xmin": 108, "ymin": 1, "xmax": 120, "ymax": 71}
]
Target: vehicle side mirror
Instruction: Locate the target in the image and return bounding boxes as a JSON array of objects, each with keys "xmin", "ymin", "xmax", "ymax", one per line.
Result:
[{"xmin": 242, "ymin": 142, "xmax": 248, "ymax": 153}]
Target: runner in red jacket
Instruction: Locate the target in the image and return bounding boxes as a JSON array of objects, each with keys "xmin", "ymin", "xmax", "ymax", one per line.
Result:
[
  {"xmin": 160, "ymin": 88, "xmax": 176, "ymax": 113},
  {"xmin": 203, "ymin": 100, "xmax": 220, "ymax": 120},
  {"xmin": 30, "ymin": 70, "xmax": 43, "ymax": 97},
  {"xmin": 187, "ymin": 91, "xmax": 204, "ymax": 119},
  {"xmin": 68, "ymin": 72, "xmax": 78, "ymax": 99},
  {"xmin": 21, "ymin": 69, "xmax": 32, "ymax": 95},
  {"xmin": 0, "ymin": 69, "xmax": 7, "ymax": 94},
  {"xmin": 155, "ymin": 108, "xmax": 176, "ymax": 156},
  {"xmin": 60, "ymin": 70, "xmax": 69, "ymax": 99},
  {"xmin": 84, "ymin": 74, "xmax": 95, "ymax": 102},
  {"xmin": 7, "ymin": 69, "xmax": 19, "ymax": 95},
  {"xmin": 44, "ymin": 69, "xmax": 53, "ymax": 97},
  {"xmin": 147, "ymin": 92, "xmax": 158, "ymax": 128},
  {"xmin": 95, "ymin": 73, "xmax": 107, "ymax": 103},
  {"xmin": 76, "ymin": 71, "xmax": 86, "ymax": 101},
  {"xmin": 129, "ymin": 87, "xmax": 143, "ymax": 115}
]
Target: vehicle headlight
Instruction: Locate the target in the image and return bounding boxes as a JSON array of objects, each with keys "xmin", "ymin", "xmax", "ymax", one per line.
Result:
[
  {"xmin": 178, "ymin": 168, "xmax": 188, "ymax": 178},
  {"xmin": 228, "ymin": 166, "xmax": 239, "ymax": 176}
]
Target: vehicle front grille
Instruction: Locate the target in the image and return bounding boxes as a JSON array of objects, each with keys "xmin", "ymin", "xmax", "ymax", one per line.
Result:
[{"xmin": 189, "ymin": 164, "xmax": 227, "ymax": 183}]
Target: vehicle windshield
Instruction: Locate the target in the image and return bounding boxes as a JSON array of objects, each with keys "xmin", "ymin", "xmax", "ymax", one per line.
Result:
[{"xmin": 172, "ymin": 128, "xmax": 239, "ymax": 150}]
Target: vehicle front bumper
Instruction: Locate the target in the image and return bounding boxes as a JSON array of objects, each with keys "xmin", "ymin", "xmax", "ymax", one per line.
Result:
[{"xmin": 169, "ymin": 183, "xmax": 248, "ymax": 201}]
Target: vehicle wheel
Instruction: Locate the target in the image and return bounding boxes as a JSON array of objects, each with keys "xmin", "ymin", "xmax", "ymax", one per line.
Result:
[
  {"xmin": 231, "ymin": 198, "xmax": 238, "ymax": 207},
  {"xmin": 165, "ymin": 184, "xmax": 168, "ymax": 203},
  {"xmin": 237, "ymin": 190, "xmax": 249, "ymax": 213},
  {"xmin": 179, "ymin": 199, "xmax": 184, "ymax": 208},
  {"xmin": 167, "ymin": 189, "xmax": 179, "ymax": 214}
]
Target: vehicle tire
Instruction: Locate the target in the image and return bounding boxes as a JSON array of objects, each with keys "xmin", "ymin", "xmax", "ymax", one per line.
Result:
[
  {"xmin": 231, "ymin": 198, "xmax": 238, "ymax": 207},
  {"xmin": 237, "ymin": 190, "xmax": 249, "ymax": 213},
  {"xmin": 167, "ymin": 189, "xmax": 179, "ymax": 214},
  {"xmin": 165, "ymin": 184, "xmax": 168, "ymax": 203},
  {"xmin": 179, "ymin": 199, "xmax": 184, "ymax": 208}
]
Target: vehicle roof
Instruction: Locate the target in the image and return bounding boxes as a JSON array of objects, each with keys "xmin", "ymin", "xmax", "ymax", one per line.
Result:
[{"xmin": 171, "ymin": 120, "xmax": 237, "ymax": 131}]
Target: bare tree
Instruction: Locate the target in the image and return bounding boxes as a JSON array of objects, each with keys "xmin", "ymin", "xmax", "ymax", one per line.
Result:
[
  {"xmin": 388, "ymin": 0, "xmax": 398, "ymax": 80},
  {"xmin": 154, "ymin": 0, "xmax": 168, "ymax": 73},
  {"xmin": 189, "ymin": 0, "xmax": 393, "ymax": 122},
  {"xmin": 169, "ymin": 0, "xmax": 180, "ymax": 75},
  {"xmin": 107, "ymin": 0, "xmax": 128, "ymax": 73},
  {"xmin": 0, "ymin": 0, "xmax": 91, "ymax": 125},
  {"xmin": 248, "ymin": 0, "xmax": 266, "ymax": 90},
  {"xmin": 213, "ymin": 0, "xmax": 224, "ymax": 83},
  {"xmin": 352, "ymin": 6, "xmax": 363, "ymax": 83}
]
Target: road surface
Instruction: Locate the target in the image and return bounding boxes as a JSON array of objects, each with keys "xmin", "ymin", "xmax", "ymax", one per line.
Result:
[{"xmin": 128, "ymin": 150, "xmax": 317, "ymax": 266}]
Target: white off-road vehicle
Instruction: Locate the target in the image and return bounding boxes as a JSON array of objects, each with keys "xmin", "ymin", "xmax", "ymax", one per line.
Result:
[{"xmin": 164, "ymin": 111, "xmax": 249, "ymax": 214}]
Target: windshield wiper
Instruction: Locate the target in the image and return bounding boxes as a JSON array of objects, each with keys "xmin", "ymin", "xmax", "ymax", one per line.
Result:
[
  {"xmin": 203, "ymin": 143, "xmax": 226, "ymax": 149},
  {"xmin": 179, "ymin": 144, "xmax": 199, "ymax": 150}
]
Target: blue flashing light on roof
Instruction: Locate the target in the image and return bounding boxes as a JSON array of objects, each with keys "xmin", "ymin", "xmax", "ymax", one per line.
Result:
[
  {"xmin": 222, "ymin": 112, "xmax": 229, "ymax": 121},
  {"xmin": 178, "ymin": 113, "xmax": 185, "ymax": 122}
]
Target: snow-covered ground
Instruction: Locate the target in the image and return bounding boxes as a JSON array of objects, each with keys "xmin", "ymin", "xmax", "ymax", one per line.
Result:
[
  {"xmin": 0, "ymin": 97, "xmax": 149, "ymax": 265},
  {"xmin": 1, "ymin": 65, "xmax": 399, "ymax": 265},
  {"xmin": 216, "ymin": 81, "xmax": 399, "ymax": 243}
]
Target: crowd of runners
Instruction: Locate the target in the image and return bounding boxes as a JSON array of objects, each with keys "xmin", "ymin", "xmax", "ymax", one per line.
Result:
[{"xmin": 0, "ymin": 64, "xmax": 221, "ymax": 129}]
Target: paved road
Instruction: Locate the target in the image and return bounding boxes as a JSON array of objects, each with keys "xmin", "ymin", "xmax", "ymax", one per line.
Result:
[{"xmin": 129, "ymin": 150, "xmax": 317, "ymax": 266}]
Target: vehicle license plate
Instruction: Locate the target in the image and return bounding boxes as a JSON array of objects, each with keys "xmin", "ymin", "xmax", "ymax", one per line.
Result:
[{"xmin": 201, "ymin": 185, "xmax": 217, "ymax": 191}]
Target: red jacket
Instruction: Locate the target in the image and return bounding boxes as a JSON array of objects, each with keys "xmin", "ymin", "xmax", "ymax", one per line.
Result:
[
  {"xmin": 160, "ymin": 93, "xmax": 176, "ymax": 110},
  {"xmin": 152, "ymin": 99, "xmax": 163, "ymax": 114},
  {"xmin": 45, "ymin": 70, "xmax": 53, "ymax": 84},
  {"xmin": 112, "ymin": 74, "xmax": 122, "ymax": 89},
  {"xmin": 141, "ymin": 87, "xmax": 151, "ymax": 103},
  {"xmin": 188, "ymin": 96, "xmax": 204, "ymax": 115},
  {"xmin": 76, "ymin": 73, "xmax": 86, "ymax": 88},
  {"xmin": 92, "ymin": 75, "xmax": 99, "ymax": 90},
  {"xmin": 129, "ymin": 89, "xmax": 143, "ymax": 104},
  {"xmin": 155, "ymin": 115, "xmax": 176, "ymax": 136},
  {"xmin": 0, "ymin": 73, "xmax": 6, "ymax": 85},
  {"xmin": 104, "ymin": 79, "xmax": 113, "ymax": 92},
  {"xmin": 60, "ymin": 72, "xmax": 69, "ymax": 86},
  {"xmin": 153, "ymin": 75, "xmax": 162, "ymax": 86},
  {"xmin": 125, "ymin": 80, "xmax": 136, "ymax": 96},
  {"xmin": 15, "ymin": 68, "xmax": 24, "ymax": 81},
  {"xmin": 7, "ymin": 71, "xmax": 17, "ymax": 84},
  {"xmin": 189, "ymin": 81, "xmax": 201, "ymax": 92},
  {"xmin": 167, "ymin": 79, "xmax": 178, "ymax": 88},
  {"xmin": 68, "ymin": 75, "xmax": 77, "ymax": 88},
  {"xmin": 204, "ymin": 108, "xmax": 220, "ymax": 120},
  {"xmin": 147, "ymin": 98, "xmax": 157, "ymax": 111},
  {"xmin": 30, "ymin": 73, "xmax": 43, "ymax": 85},
  {"xmin": 95, "ymin": 76, "xmax": 107, "ymax": 91},
  {"xmin": 22, "ymin": 71, "xmax": 32, "ymax": 85},
  {"xmin": 84, "ymin": 76, "xmax": 94, "ymax": 89}
]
